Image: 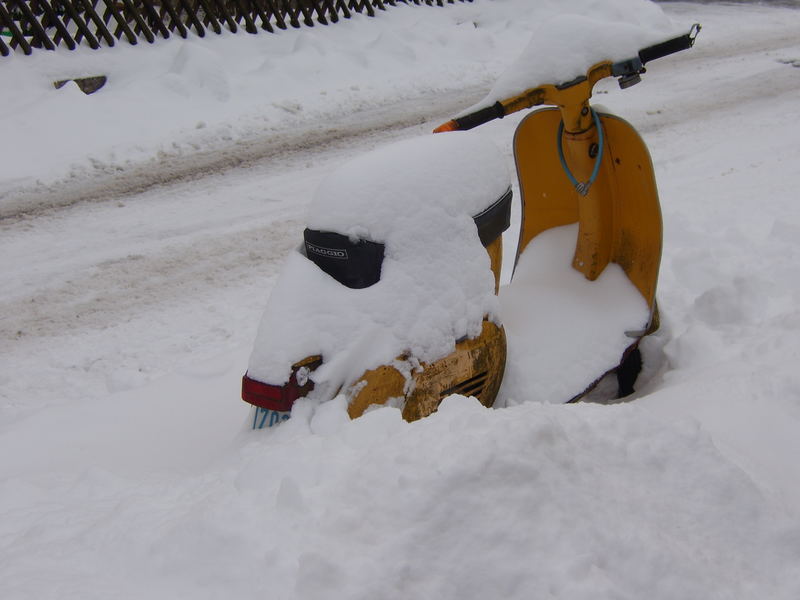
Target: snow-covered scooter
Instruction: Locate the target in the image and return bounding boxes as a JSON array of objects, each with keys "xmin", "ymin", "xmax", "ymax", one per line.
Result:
[{"xmin": 242, "ymin": 24, "xmax": 700, "ymax": 429}]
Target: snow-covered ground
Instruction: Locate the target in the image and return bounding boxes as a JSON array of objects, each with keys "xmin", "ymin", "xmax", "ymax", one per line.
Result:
[{"xmin": 2, "ymin": 1, "xmax": 800, "ymax": 598}]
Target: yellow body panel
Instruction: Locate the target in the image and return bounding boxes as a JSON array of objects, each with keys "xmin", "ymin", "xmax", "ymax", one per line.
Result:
[
  {"xmin": 485, "ymin": 236, "xmax": 503, "ymax": 294},
  {"xmin": 348, "ymin": 320, "xmax": 507, "ymax": 422},
  {"xmin": 514, "ymin": 108, "xmax": 662, "ymax": 308}
]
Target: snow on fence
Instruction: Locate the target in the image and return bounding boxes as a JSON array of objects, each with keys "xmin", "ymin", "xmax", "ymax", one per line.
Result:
[{"xmin": 0, "ymin": 0, "xmax": 473, "ymax": 57}]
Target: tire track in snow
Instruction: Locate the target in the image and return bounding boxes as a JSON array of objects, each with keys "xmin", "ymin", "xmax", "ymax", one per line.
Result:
[
  {"xmin": 0, "ymin": 88, "xmax": 486, "ymax": 222},
  {"xmin": 0, "ymin": 218, "xmax": 302, "ymax": 342},
  {"xmin": 4, "ymin": 9, "xmax": 797, "ymax": 222},
  {"xmin": 1, "ymin": 89, "xmax": 494, "ymax": 389},
  {"xmin": 631, "ymin": 41, "xmax": 800, "ymax": 136},
  {"xmin": 0, "ymin": 88, "xmax": 488, "ymax": 347}
]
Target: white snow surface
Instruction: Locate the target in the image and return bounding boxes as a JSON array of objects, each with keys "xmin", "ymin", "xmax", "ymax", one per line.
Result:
[
  {"xmin": 498, "ymin": 225, "xmax": 650, "ymax": 406},
  {"xmin": 3, "ymin": 1, "xmax": 800, "ymax": 599}
]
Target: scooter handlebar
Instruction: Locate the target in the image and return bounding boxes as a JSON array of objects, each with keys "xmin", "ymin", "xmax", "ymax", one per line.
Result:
[
  {"xmin": 433, "ymin": 102, "xmax": 506, "ymax": 133},
  {"xmin": 638, "ymin": 23, "xmax": 701, "ymax": 66},
  {"xmin": 434, "ymin": 24, "xmax": 701, "ymax": 132}
]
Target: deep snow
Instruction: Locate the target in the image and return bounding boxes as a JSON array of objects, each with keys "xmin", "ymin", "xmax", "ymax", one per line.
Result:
[{"xmin": 2, "ymin": 1, "xmax": 800, "ymax": 598}]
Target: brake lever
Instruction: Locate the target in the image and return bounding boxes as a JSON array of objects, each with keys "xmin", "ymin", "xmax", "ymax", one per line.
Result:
[{"xmin": 611, "ymin": 23, "xmax": 701, "ymax": 90}]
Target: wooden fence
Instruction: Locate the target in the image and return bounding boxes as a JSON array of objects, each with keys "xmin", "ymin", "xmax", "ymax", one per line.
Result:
[{"xmin": 0, "ymin": 0, "xmax": 473, "ymax": 57}]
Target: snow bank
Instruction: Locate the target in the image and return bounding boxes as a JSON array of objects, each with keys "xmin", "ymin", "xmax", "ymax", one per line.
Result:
[
  {"xmin": 247, "ymin": 132, "xmax": 509, "ymax": 390},
  {"xmin": 2, "ymin": 393, "xmax": 798, "ymax": 600},
  {"xmin": 2, "ymin": 2, "xmax": 501, "ymax": 194},
  {"xmin": 0, "ymin": 0, "xmax": 676, "ymax": 202}
]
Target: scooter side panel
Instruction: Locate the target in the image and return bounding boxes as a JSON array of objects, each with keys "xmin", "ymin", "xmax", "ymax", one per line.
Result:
[
  {"xmin": 513, "ymin": 108, "xmax": 661, "ymax": 308},
  {"xmin": 601, "ymin": 114, "xmax": 662, "ymax": 308},
  {"xmin": 346, "ymin": 320, "xmax": 507, "ymax": 422},
  {"xmin": 514, "ymin": 108, "xmax": 580, "ymax": 253}
]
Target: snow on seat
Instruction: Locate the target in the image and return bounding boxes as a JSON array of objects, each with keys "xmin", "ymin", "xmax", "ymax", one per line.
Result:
[{"xmin": 247, "ymin": 132, "xmax": 511, "ymax": 396}]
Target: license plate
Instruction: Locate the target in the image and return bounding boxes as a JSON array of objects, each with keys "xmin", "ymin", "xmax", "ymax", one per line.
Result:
[{"xmin": 251, "ymin": 406, "xmax": 291, "ymax": 429}]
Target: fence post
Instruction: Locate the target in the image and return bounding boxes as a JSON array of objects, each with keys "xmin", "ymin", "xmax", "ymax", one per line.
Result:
[
  {"xmin": 249, "ymin": 0, "xmax": 275, "ymax": 32},
  {"xmin": 0, "ymin": 1, "xmax": 33, "ymax": 55},
  {"xmin": 78, "ymin": 0, "xmax": 116, "ymax": 47},
  {"xmin": 175, "ymin": 0, "xmax": 207, "ymax": 37},
  {"xmin": 12, "ymin": 0, "xmax": 56, "ymax": 50},
  {"xmin": 264, "ymin": 0, "xmax": 287, "ymax": 30},
  {"xmin": 101, "ymin": 0, "xmax": 138, "ymax": 44},
  {"xmin": 196, "ymin": 0, "xmax": 223, "ymax": 34}
]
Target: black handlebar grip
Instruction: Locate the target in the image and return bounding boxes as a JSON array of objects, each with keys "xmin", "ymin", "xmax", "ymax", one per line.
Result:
[
  {"xmin": 453, "ymin": 102, "xmax": 506, "ymax": 131},
  {"xmin": 638, "ymin": 26, "xmax": 698, "ymax": 65}
]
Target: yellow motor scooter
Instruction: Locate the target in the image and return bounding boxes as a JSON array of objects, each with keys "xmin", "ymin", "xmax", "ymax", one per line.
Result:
[{"xmin": 242, "ymin": 25, "xmax": 701, "ymax": 427}]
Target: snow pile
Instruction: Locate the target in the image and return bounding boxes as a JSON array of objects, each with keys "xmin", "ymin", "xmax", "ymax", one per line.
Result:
[
  {"xmin": 2, "ymin": 396, "xmax": 798, "ymax": 600},
  {"xmin": 499, "ymin": 225, "xmax": 650, "ymax": 405},
  {"xmin": 247, "ymin": 132, "xmax": 509, "ymax": 389}
]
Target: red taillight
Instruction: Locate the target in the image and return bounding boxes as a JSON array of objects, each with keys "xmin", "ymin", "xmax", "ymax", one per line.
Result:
[
  {"xmin": 242, "ymin": 356, "xmax": 322, "ymax": 412},
  {"xmin": 241, "ymin": 374, "xmax": 297, "ymax": 412}
]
